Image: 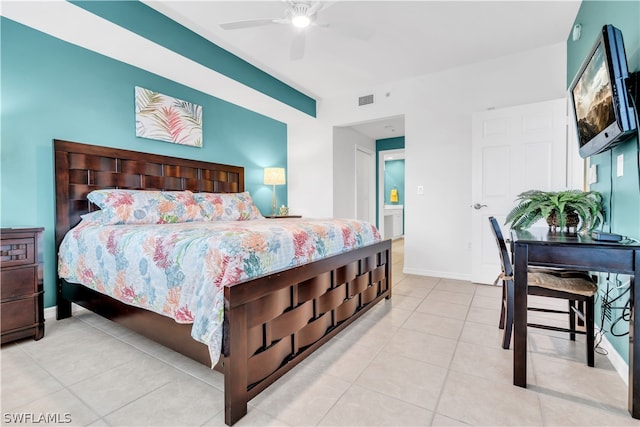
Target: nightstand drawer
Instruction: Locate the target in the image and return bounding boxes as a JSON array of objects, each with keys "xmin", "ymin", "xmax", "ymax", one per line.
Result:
[
  {"xmin": 1, "ymin": 227, "xmax": 44, "ymax": 344},
  {"xmin": 0, "ymin": 237, "xmax": 35, "ymax": 268},
  {"xmin": 1, "ymin": 298, "xmax": 36, "ymax": 331},
  {"xmin": 1, "ymin": 266, "xmax": 37, "ymax": 300}
]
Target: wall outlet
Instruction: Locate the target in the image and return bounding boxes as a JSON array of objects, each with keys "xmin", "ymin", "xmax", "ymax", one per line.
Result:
[{"xmin": 417, "ymin": 185, "xmax": 424, "ymax": 195}]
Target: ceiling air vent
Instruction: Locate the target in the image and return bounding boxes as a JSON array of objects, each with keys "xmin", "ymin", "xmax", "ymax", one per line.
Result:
[{"xmin": 358, "ymin": 94, "xmax": 374, "ymax": 106}]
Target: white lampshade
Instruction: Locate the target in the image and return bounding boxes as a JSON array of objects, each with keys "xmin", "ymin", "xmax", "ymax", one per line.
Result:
[{"xmin": 264, "ymin": 167, "xmax": 286, "ymax": 185}]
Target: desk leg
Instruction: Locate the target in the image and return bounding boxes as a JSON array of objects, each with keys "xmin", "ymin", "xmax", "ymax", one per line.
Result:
[
  {"xmin": 513, "ymin": 242, "xmax": 528, "ymax": 387},
  {"xmin": 630, "ymin": 250, "xmax": 640, "ymax": 418}
]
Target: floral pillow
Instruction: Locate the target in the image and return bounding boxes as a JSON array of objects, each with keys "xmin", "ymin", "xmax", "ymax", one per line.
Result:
[
  {"xmin": 193, "ymin": 192, "xmax": 263, "ymax": 221},
  {"xmin": 87, "ymin": 189, "xmax": 206, "ymax": 224}
]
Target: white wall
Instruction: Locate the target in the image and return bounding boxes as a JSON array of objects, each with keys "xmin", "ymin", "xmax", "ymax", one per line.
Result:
[
  {"xmin": 319, "ymin": 42, "xmax": 569, "ymax": 280},
  {"xmin": 287, "ymin": 116, "xmax": 335, "ymax": 218},
  {"xmin": 332, "ymin": 127, "xmax": 376, "ymax": 219}
]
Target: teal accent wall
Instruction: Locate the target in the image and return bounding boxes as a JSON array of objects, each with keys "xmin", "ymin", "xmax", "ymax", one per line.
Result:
[
  {"xmin": 375, "ymin": 137, "xmax": 405, "ymax": 227},
  {"xmin": 567, "ymin": 1, "xmax": 640, "ymax": 364},
  {"xmin": 377, "ymin": 137, "xmax": 406, "ymax": 153},
  {"xmin": 384, "ymin": 160, "xmax": 405, "ymax": 205},
  {"xmin": 70, "ymin": 0, "xmax": 316, "ymax": 117},
  {"xmin": 1, "ymin": 17, "xmax": 288, "ymax": 308}
]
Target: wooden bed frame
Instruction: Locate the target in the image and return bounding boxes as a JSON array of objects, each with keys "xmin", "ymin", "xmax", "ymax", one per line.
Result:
[{"xmin": 53, "ymin": 139, "xmax": 392, "ymax": 425}]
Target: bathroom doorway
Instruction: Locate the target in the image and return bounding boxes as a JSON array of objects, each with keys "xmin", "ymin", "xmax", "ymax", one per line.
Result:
[{"xmin": 378, "ymin": 149, "xmax": 405, "ymax": 240}]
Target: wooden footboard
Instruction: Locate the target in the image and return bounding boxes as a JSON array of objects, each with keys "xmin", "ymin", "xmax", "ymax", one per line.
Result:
[
  {"xmin": 222, "ymin": 239, "xmax": 391, "ymax": 425},
  {"xmin": 58, "ymin": 240, "xmax": 391, "ymax": 425}
]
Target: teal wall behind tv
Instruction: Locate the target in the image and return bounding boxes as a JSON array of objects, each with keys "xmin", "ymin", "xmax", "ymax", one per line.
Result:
[
  {"xmin": 567, "ymin": 1, "xmax": 640, "ymax": 364},
  {"xmin": 1, "ymin": 17, "xmax": 288, "ymax": 308}
]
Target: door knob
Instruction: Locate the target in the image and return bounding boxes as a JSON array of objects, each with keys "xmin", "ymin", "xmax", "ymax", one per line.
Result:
[{"xmin": 473, "ymin": 203, "xmax": 488, "ymax": 210}]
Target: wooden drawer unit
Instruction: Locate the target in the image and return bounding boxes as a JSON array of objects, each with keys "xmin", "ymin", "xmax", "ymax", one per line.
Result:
[{"xmin": 1, "ymin": 227, "xmax": 44, "ymax": 344}]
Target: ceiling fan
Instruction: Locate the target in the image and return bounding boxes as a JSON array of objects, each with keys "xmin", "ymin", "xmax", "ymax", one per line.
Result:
[{"xmin": 219, "ymin": 1, "xmax": 370, "ymax": 60}]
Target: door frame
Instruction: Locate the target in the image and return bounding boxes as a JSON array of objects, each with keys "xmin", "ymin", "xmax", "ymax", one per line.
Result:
[
  {"xmin": 377, "ymin": 148, "xmax": 405, "ymax": 238},
  {"xmin": 355, "ymin": 144, "xmax": 375, "ymax": 223}
]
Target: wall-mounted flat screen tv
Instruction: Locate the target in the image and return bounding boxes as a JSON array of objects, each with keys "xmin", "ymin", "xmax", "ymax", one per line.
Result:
[{"xmin": 569, "ymin": 24, "xmax": 636, "ymax": 158}]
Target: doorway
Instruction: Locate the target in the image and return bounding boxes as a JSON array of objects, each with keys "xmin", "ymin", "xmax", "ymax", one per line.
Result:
[
  {"xmin": 378, "ymin": 149, "xmax": 405, "ymax": 240},
  {"xmin": 332, "ymin": 115, "xmax": 405, "ymax": 234}
]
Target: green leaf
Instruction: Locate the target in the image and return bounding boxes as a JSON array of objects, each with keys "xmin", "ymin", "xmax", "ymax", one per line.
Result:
[{"xmin": 504, "ymin": 189, "xmax": 604, "ymax": 232}]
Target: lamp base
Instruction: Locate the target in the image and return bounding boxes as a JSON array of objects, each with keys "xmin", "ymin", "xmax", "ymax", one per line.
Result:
[{"xmin": 271, "ymin": 185, "xmax": 277, "ymax": 217}]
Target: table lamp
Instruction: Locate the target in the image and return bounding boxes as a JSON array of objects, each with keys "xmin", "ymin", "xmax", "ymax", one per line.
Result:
[{"xmin": 264, "ymin": 167, "xmax": 285, "ymax": 216}]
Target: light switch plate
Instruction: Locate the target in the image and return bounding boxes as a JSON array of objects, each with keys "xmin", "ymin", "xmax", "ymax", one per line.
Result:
[
  {"xmin": 589, "ymin": 164, "xmax": 597, "ymax": 184},
  {"xmin": 417, "ymin": 185, "xmax": 424, "ymax": 195},
  {"xmin": 617, "ymin": 154, "xmax": 624, "ymax": 177}
]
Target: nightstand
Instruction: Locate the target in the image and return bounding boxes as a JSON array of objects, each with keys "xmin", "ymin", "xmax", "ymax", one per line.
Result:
[{"xmin": 1, "ymin": 227, "xmax": 45, "ymax": 344}]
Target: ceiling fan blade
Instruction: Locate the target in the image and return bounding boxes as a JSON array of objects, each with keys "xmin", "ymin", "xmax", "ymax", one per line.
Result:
[
  {"xmin": 306, "ymin": 2, "xmax": 324, "ymax": 16},
  {"xmin": 290, "ymin": 31, "xmax": 306, "ymax": 60},
  {"xmin": 220, "ymin": 19, "xmax": 280, "ymax": 30}
]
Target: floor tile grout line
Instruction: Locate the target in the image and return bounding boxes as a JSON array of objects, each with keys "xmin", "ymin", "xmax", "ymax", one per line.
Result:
[
  {"xmin": 427, "ymin": 281, "xmax": 484, "ymax": 426},
  {"xmin": 74, "ymin": 315, "xmax": 226, "ymax": 392},
  {"xmin": 316, "ymin": 275, "xmax": 441, "ymax": 426},
  {"xmin": 41, "ymin": 318, "xmax": 202, "ymax": 422}
]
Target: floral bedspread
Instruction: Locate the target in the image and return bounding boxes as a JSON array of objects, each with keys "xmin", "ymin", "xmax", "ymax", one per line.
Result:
[{"xmin": 58, "ymin": 218, "xmax": 381, "ymax": 365}]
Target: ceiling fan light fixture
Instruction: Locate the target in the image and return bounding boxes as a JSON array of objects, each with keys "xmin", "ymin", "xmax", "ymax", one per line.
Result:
[{"xmin": 291, "ymin": 15, "xmax": 311, "ymax": 28}]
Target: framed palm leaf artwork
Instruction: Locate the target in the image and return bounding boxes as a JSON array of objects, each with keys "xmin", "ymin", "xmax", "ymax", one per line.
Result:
[{"xmin": 135, "ymin": 86, "xmax": 203, "ymax": 147}]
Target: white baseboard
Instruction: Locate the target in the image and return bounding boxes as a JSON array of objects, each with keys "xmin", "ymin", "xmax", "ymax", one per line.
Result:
[
  {"xmin": 599, "ymin": 333, "xmax": 629, "ymax": 386},
  {"xmin": 402, "ymin": 267, "xmax": 471, "ymax": 282},
  {"xmin": 44, "ymin": 306, "xmax": 56, "ymax": 320}
]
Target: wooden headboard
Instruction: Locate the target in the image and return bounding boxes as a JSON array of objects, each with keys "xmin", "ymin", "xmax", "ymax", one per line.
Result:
[{"xmin": 53, "ymin": 139, "xmax": 245, "ymax": 249}]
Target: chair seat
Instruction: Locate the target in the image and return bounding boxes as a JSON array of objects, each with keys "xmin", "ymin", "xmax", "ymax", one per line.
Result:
[{"xmin": 528, "ymin": 270, "xmax": 598, "ymax": 297}]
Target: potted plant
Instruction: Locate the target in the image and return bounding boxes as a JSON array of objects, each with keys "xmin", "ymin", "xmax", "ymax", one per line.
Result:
[{"xmin": 505, "ymin": 189, "xmax": 604, "ymax": 232}]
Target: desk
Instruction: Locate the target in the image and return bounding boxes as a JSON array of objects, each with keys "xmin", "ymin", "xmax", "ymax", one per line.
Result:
[{"xmin": 511, "ymin": 228, "xmax": 640, "ymax": 418}]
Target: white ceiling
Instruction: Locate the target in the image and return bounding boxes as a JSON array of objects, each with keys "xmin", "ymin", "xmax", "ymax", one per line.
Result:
[{"xmin": 145, "ymin": 1, "xmax": 581, "ymax": 139}]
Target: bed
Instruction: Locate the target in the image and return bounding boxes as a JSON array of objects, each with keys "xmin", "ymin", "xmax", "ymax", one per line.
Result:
[{"xmin": 53, "ymin": 139, "xmax": 392, "ymax": 425}]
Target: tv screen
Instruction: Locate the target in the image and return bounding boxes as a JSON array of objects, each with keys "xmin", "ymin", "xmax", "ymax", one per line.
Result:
[{"xmin": 569, "ymin": 24, "xmax": 636, "ymax": 158}]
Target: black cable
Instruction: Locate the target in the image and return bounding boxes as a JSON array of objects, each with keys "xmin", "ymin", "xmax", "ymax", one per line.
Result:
[
  {"xmin": 594, "ymin": 273, "xmax": 632, "ymax": 355},
  {"xmin": 610, "ymin": 298, "xmax": 632, "ymax": 337},
  {"xmin": 602, "ymin": 273, "xmax": 631, "ymax": 337}
]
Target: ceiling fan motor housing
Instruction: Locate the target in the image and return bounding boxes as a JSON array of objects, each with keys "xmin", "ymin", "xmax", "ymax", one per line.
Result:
[
  {"xmin": 290, "ymin": 3, "xmax": 310, "ymax": 18},
  {"xmin": 289, "ymin": 3, "xmax": 313, "ymax": 28}
]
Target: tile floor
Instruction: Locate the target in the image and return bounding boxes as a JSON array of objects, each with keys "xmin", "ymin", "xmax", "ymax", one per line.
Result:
[{"xmin": 2, "ymin": 239, "xmax": 639, "ymax": 426}]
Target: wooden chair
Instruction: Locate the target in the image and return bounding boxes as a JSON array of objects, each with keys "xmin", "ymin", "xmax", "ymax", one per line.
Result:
[{"xmin": 489, "ymin": 216, "xmax": 597, "ymax": 367}]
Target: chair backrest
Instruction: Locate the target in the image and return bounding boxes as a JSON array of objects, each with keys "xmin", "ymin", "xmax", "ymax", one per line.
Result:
[{"xmin": 489, "ymin": 216, "xmax": 513, "ymax": 277}]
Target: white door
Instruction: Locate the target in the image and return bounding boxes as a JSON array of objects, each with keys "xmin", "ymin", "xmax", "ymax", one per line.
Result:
[
  {"xmin": 471, "ymin": 99, "xmax": 568, "ymax": 284},
  {"xmin": 355, "ymin": 145, "xmax": 375, "ymax": 222}
]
